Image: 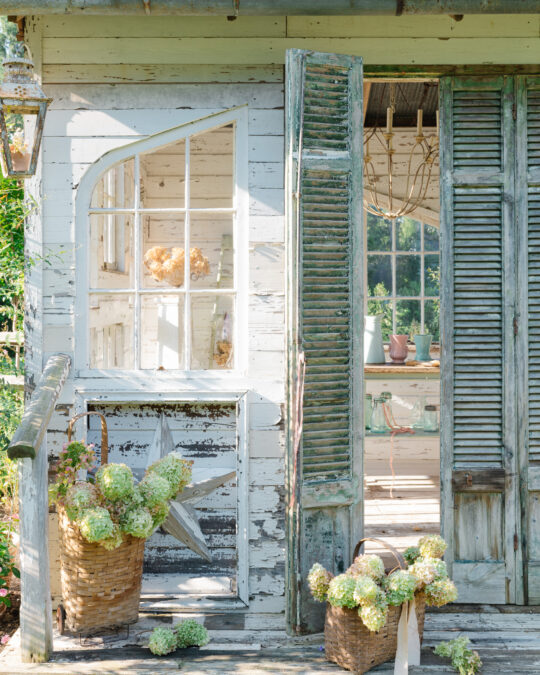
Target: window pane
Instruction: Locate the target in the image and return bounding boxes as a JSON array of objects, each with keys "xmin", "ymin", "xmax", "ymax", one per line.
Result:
[
  {"xmin": 91, "ymin": 158, "xmax": 135, "ymax": 209},
  {"xmin": 89, "ymin": 295, "xmax": 134, "ymax": 369},
  {"xmin": 5, "ymin": 111, "xmax": 37, "ymax": 173},
  {"xmin": 367, "ymin": 300, "xmax": 392, "ymax": 342},
  {"xmin": 190, "ymin": 125, "xmax": 234, "ymax": 209},
  {"xmin": 140, "ymin": 140, "xmax": 185, "ymax": 209},
  {"xmin": 367, "ymin": 255, "xmax": 391, "ymax": 297},
  {"xmin": 141, "ymin": 295, "xmax": 185, "ymax": 370},
  {"xmin": 424, "ymin": 223, "xmax": 439, "ymax": 251},
  {"xmin": 367, "ymin": 213, "xmax": 391, "ymax": 251},
  {"xmin": 191, "ymin": 295, "xmax": 234, "ymax": 370},
  {"xmin": 424, "ymin": 254, "xmax": 440, "ymax": 297},
  {"xmin": 90, "ymin": 214, "xmax": 134, "ymax": 289},
  {"xmin": 396, "ymin": 255, "xmax": 420, "ymax": 296},
  {"xmin": 425, "ymin": 299, "xmax": 440, "ymax": 342},
  {"xmin": 190, "ymin": 214, "xmax": 233, "ymax": 290},
  {"xmin": 142, "ymin": 214, "xmax": 185, "ymax": 288},
  {"xmin": 396, "ymin": 217, "xmax": 421, "ymax": 252},
  {"xmin": 395, "ymin": 299, "xmax": 421, "ymax": 337}
]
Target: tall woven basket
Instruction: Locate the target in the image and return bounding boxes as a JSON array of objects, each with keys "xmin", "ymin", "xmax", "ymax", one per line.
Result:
[
  {"xmin": 324, "ymin": 538, "xmax": 426, "ymax": 675},
  {"xmin": 57, "ymin": 412, "xmax": 145, "ymax": 635}
]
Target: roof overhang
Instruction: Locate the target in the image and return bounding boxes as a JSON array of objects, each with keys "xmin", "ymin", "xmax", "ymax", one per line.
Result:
[{"xmin": 1, "ymin": 0, "xmax": 538, "ymax": 16}]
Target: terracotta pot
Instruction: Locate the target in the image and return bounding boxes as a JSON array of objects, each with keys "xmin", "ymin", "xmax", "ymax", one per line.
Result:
[{"xmin": 389, "ymin": 334, "xmax": 408, "ymax": 364}]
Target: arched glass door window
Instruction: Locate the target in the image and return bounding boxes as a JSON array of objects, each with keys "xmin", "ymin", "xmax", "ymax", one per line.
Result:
[{"xmin": 88, "ymin": 122, "xmax": 237, "ymax": 371}]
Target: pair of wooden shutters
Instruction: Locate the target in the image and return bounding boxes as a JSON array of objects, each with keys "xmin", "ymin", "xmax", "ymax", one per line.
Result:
[{"xmin": 286, "ymin": 49, "xmax": 540, "ymax": 632}]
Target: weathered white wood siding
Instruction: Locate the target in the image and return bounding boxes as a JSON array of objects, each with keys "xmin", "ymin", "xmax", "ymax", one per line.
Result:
[{"xmin": 29, "ymin": 12, "xmax": 536, "ymax": 620}]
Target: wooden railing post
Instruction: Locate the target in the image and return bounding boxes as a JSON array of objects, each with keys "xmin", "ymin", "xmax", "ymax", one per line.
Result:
[{"xmin": 8, "ymin": 354, "xmax": 71, "ymax": 663}]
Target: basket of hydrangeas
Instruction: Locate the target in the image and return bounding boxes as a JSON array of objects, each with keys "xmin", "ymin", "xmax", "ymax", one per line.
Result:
[
  {"xmin": 50, "ymin": 412, "xmax": 192, "ymax": 635},
  {"xmin": 308, "ymin": 535, "xmax": 457, "ymax": 674}
]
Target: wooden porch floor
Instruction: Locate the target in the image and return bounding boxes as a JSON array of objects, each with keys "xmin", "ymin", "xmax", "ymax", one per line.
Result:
[{"xmin": 0, "ymin": 608, "xmax": 539, "ymax": 673}]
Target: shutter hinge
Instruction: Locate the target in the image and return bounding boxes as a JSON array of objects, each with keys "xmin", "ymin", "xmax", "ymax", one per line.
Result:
[
  {"xmin": 514, "ymin": 533, "xmax": 519, "ymax": 551},
  {"xmin": 512, "ymin": 103, "xmax": 517, "ymax": 121},
  {"xmin": 514, "ymin": 315, "xmax": 519, "ymax": 336}
]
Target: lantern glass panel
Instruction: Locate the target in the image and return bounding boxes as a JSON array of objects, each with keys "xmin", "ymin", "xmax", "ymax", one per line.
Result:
[{"xmin": 5, "ymin": 108, "xmax": 37, "ymax": 173}]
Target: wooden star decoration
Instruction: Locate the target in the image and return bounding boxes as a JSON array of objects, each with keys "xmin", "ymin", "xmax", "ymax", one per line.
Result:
[{"xmin": 134, "ymin": 413, "xmax": 235, "ymax": 563}]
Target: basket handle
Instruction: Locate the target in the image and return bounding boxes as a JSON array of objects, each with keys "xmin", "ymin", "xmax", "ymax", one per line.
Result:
[
  {"xmin": 352, "ymin": 537, "xmax": 406, "ymax": 571},
  {"xmin": 67, "ymin": 412, "xmax": 108, "ymax": 465}
]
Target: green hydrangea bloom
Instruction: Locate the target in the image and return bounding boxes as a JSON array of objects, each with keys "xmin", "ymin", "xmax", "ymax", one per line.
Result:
[
  {"xmin": 121, "ymin": 506, "xmax": 154, "ymax": 539},
  {"xmin": 65, "ymin": 482, "xmax": 99, "ymax": 521},
  {"xmin": 403, "ymin": 545, "xmax": 421, "ymax": 565},
  {"xmin": 307, "ymin": 563, "xmax": 333, "ymax": 603},
  {"xmin": 175, "ymin": 619, "xmax": 210, "ymax": 648},
  {"xmin": 151, "ymin": 501, "xmax": 170, "ymax": 529},
  {"xmin": 148, "ymin": 627, "xmax": 177, "ymax": 656},
  {"xmin": 96, "ymin": 463, "xmax": 134, "ymax": 502},
  {"xmin": 99, "ymin": 523, "xmax": 124, "ymax": 551},
  {"xmin": 148, "ymin": 452, "xmax": 192, "ymax": 499},
  {"xmin": 384, "ymin": 570, "xmax": 417, "ymax": 606},
  {"xmin": 138, "ymin": 472, "xmax": 171, "ymax": 509},
  {"xmin": 346, "ymin": 554, "xmax": 385, "ymax": 581},
  {"xmin": 358, "ymin": 590, "xmax": 388, "ymax": 632},
  {"xmin": 408, "ymin": 559, "xmax": 437, "ymax": 589},
  {"xmin": 352, "ymin": 575, "xmax": 379, "ymax": 605},
  {"xmin": 78, "ymin": 507, "xmax": 114, "ymax": 543},
  {"xmin": 327, "ymin": 574, "xmax": 357, "ymax": 609},
  {"xmin": 425, "ymin": 578, "xmax": 458, "ymax": 607},
  {"xmin": 418, "ymin": 534, "xmax": 447, "ymax": 560}
]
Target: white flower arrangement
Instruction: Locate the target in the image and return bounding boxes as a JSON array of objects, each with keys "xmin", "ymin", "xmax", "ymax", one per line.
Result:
[
  {"xmin": 78, "ymin": 507, "xmax": 114, "ymax": 543},
  {"xmin": 121, "ymin": 506, "xmax": 154, "ymax": 539},
  {"xmin": 346, "ymin": 554, "xmax": 385, "ymax": 581},
  {"xmin": 307, "ymin": 563, "xmax": 333, "ymax": 602},
  {"xmin": 138, "ymin": 472, "xmax": 171, "ymax": 509},
  {"xmin": 96, "ymin": 464, "xmax": 134, "ymax": 502}
]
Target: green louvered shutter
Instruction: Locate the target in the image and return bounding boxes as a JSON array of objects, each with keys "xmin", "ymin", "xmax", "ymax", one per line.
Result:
[
  {"xmin": 440, "ymin": 76, "xmax": 522, "ymax": 604},
  {"xmin": 517, "ymin": 75, "xmax": 540, "ymax": 604},
  {"xmin": 286, "ymin": 50, "xmax": 363, "ymax": 632}
]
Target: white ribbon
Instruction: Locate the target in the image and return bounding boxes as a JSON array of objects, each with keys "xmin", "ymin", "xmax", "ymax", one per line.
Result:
[{"xmin": 394, "ymin": 596, "xmax": 421, "ymax": 674}]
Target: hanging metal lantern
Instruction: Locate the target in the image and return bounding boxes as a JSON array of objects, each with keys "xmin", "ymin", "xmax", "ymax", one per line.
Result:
[{"xmin": 0, "ymin": 54, "xmax": 51, "ymax": 178}]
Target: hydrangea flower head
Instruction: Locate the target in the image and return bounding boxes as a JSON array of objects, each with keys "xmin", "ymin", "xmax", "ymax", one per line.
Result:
[
  {"xmin": 327, "ymin": 574, "xmax": 357, "ymax": 609},
  {"xmin": 65, "ymin": 482, "xmax": 99, "ymax": 521},
  {"xmin": 151, "ymin": 501, "xmax": 171, "ymax": 529},
  {"xmin": 347, "ymin": 554, "xmax": 385, "ymax": 581},
  {"xmin": 78, "ymin": 507, "xmax": 114, "ymax": 543},
  {"xmin": 384, "ymin": 570, "xmax": 417, "ymax": 606},
  {"xmin": 99, "ymin": 523, "xmax": 124, "ymax": 551},
  {"xmin": 148, "ymin": 452, "xmax": 193, "ymax": 499},
  {"xmin": 307, "ymin": 563, "xmax": 333, "ymax": 603},
  {"xmin": 175, "ymin": 619, "xmax": 210, "ymax": 648},
  {"xmin": 96, "ymin": 463, "xmax": 134, "ymax": 502},
  {"xmin": 138, "ymin": 472, "xmax": 171, "ymax": 509},
  {"xmin": 148, "ymin": 627, "xmax": 177, "ymax": 656},
  {"xmin": 352, "ymin": 575, "xmax": 379, "ymax": 605},
  {"xmin": 121, "ymin": 506, "xmax": 154, "ymax": 539},
  {"xmin": 403, "ymin": 546, "xmax": 421, "ymax": 565},
  {"xmin": 425, "ymin": 578, "xmax": 458, "ymax": 607},
  {"xmin": 358, "ymin": 591, "xmax": 388, "ymax": 632},
  {"xmin": 408, "ymin": 558, "xmax": 437, "ymax": 589},
  {"xmin": 418, "ymin": 534, "xmax": 447, "ymax": 559}
]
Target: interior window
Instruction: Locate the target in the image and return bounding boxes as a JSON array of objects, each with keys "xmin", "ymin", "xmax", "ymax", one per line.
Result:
[
  {"xmin": 88, "ymin": 123, "xmax": 236, "ymax": 371},
  {"xmin": 366, "ymin": 212, "xmax": 440, "ymax": 341}
]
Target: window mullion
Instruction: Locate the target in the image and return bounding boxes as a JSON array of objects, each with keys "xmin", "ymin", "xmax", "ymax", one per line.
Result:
[
  {"xmin": 134, "ymin": 155, "xmax": 141, "ymax": 370},
  {"xmin": 184, "ymin": 136, "xmax": 191, "ymax": 370},
  {"xmin": 391, "ymin": 219, "xmax": 396, "ymax": 335}
]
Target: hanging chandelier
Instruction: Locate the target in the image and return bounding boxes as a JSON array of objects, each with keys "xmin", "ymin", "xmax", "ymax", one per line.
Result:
[{"xmin": 363, "ymin": 83, "xmax": 439, "ymax": 221}]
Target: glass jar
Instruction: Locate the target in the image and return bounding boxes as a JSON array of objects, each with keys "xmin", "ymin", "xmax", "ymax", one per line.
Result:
[
  {"xmin": 365, "ymin": 393, "xmax": 373, "ymax": 430},
  {"xmin": 411, "ymin": 395, "xmax": 427, "ymax": 430},
  {"xmin": 370, "ymin": 396, "xmax": 389, "ymax": 433},
  {"xmin": 423, "ymin": 405, "xmax": 439, "ymax": 432}
]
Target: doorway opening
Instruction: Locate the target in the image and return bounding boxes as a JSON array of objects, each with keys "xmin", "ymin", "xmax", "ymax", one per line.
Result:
[{"xmin": 362, "ymin": 80, "xmax": 441, "ymax": 564}]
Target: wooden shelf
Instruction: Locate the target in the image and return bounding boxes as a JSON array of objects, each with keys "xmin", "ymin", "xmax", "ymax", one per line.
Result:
[
  {"xmin": 366, "ymin": 431, "xmax": 439, "ymax": 438},
  {"xmin": 365, "ymin": 363, "xmax": 440, "ymax": 378}
]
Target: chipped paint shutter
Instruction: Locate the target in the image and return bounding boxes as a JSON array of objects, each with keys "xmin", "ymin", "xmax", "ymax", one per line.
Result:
[
  {"xmin": 440, "ymin": 76, "xmax": 521, "ymax": 604},
  {"xmin": 517, "ymin": 75, "xmax": 540, "ymax": 604},
  {"xmin": 286, "ymin": 50, "xmax": 363, "ymax": 632}
]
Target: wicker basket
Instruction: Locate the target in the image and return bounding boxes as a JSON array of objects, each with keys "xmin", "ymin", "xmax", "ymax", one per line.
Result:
[
  {"xmin": 324, "ymin": 538, "xmax": 426, "ymax": 674},
  {"xmin": 57, "ymin": 412, "xmax": 145, "ymax": 635}
]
